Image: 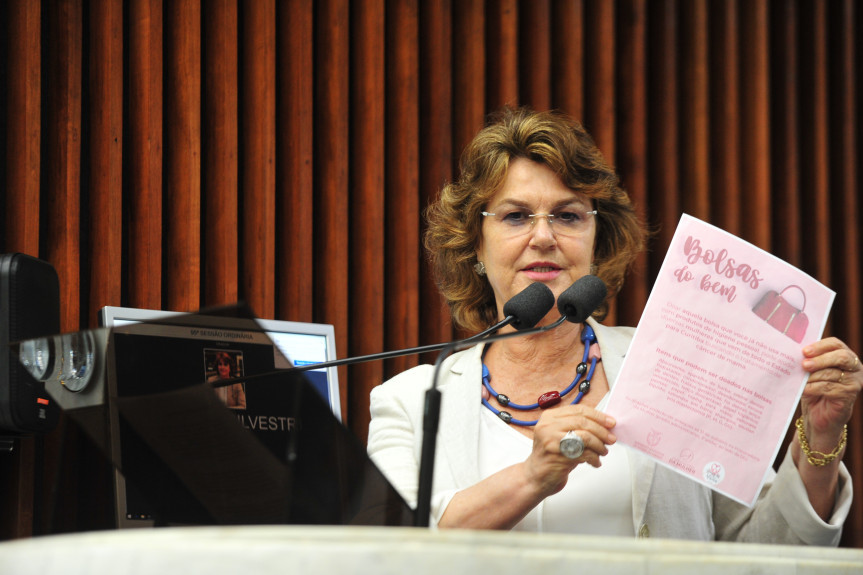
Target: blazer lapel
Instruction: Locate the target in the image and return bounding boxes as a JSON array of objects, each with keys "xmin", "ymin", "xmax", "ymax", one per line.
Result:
[
  {"xmin": 589, "ymin": 318, "xmax": 656, "ymax": 531},
  {"xmin": 436, "ymin": 344, "xmax": 486, "ymax": 489}
]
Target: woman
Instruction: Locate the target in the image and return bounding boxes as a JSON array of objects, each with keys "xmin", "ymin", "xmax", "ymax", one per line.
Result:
[
  {"xmin": 208, "ymin": 350, "xmax": 247, "ymax": 410},
  {"xmin": 367, "ymin": 107, "xmax": 858, "ymax": 543}
]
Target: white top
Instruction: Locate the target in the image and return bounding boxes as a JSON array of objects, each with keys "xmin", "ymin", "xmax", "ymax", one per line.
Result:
[{"xmin": 478, "ymin": 393, "xmax": 634, "ymax": 535}]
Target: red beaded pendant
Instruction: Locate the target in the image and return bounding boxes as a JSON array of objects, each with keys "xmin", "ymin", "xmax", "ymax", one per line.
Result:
[{"xmin": 537, "ymin": 391, "xmax": 561, "ymax": 409}]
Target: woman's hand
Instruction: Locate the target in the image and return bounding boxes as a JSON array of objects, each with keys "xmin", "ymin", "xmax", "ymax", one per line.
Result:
[
  {"xmin": 792, "ymin": 337, "xmax": 859, "ymax": 519},
  {"xmin": 524, "ymin": 405, "xmax": 617, "ymax": 496},
  {"xmin": 437, "ymin": 405, "xmax": 616, "ymax": 530},
  {"xmin": 801, "ymin": 337, "xmax": 861, "ymax": 439}
]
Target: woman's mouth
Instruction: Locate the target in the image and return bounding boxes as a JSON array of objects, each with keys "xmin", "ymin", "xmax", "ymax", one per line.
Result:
[
  {"xmin": 526, "ymin": 266, "xmax": 558, "ymax": 273},
  {"xmin": 523, "ymin": 263, "xmax": 561, "ymax": 273},
  {"xmin": 522, "ymin": 263, "xmax": 562, "ymax": 279}
]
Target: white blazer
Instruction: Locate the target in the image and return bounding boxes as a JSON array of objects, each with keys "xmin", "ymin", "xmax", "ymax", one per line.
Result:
[{"xmin": 368, "ymin": 318, "xmax": 851, "ymax": 545}]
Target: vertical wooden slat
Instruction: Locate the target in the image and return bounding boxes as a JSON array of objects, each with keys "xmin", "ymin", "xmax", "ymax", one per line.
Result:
[
  {"xmin": 241, "ymin": 0, "xmax": 276, "ymax": 319},
  {"xmin": 708, "ymin": 0, "xmax": 741, "ymax": 237},
  {"xmin": 551, "ymin": 0, "xmax": 584, "ymax": 118},
  {"xmin": 832, "ymin": 0, "xmax": 862, "ymax": 548},
  {"xmin": 44, "ymin": 0, "xmax": 82, "ymax": 333},
  {"xmin": 203, "ymin": 0, "xmax": 239, "ymax": 307},
  {"xmin": 615, "ymin": 0, "xmax": 649, "ymax": 327},
  {"xmin": 584, "ymin": 0, "xmax": 620, "ymax": 324},
  {"xmin": 486, "ymin": 0, "xmax": 519, "ymax": 110},
  {"xmin": 315, "ymin": 0, "xmax": 351, "ymax": 419},
  {"xmin": 830, "ymin": 3, "xmax": 860, "ymax": 352},
  {"xmin": 584, "ymin": 0, "xmax": 616, "ymax": 323},
  {"xmin": 799, "ymin": 0, "xmax": 830, "ymax": 281},
  {"xmin": 75, "ymin": 0, "xmax": 124, "ymax": 537},
  {"xmin": 88, "ymin": 0, "xmax": 123, "ymax": 327},
  {"xmin": 451, "ymin": 0, "xmax": 485, "ymax": 338},
  {"xmin": 348, "ymin": 0, "xmax": 385, "ymax": 439},
  {"xmin": 278, "ymin": 0, "xmax": 314, "ymax": 321},
  {"xmin": 739, "ymin": 0, "xmax": 771, "ymax": 250},
  {"xmin": 647, "ymin": 0, "xmax": 679, "ymax": 271},
  {"xmin": 583, "ymin": 0, "xmax": 615, "ymax": 161},
  {"xmin": 4, "ymin": 0, "xmax": 40, "ymax": 255},
  {"xmin": 418, "ymin": 0, "xmax": 453, "ymax": 358},
  {"xmin": 453, "ymin": 0, "xmax": 486, "ymax": 163},
  {"xmin": 0, "ymin": 12, "xmax": 40, "ymax": 531},
  {"xmin": 164, "ymin": 0, "xmax": 201, "ymax": 313},
  {"xmin": 769, "ymin": 0, "xmax": 801, "ymax": 264},
  {"xmin": 127, "ymin": 0, "xmax": 163, "ymax": 309},
  {"xmin": 679, "ymin": 0, "xmax": 709, "ymax": 220},
  {"xmin": 518, "ymin": 0, "xmax": 550, "ymax": 110},
  {"xmin": 385, "ymin": 0, "xmax": 420, "ymax": 382}
]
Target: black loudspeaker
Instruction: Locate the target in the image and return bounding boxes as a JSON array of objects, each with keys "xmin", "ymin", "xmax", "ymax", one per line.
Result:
[{"xmin": 0, "ymin": 253, "xmax": 61, "ymax": 434}]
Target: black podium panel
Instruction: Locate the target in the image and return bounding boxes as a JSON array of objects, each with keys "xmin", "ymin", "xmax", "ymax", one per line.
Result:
[{"xmin": 12, "ymin": 305, "xmax": 414, "ymax": 527}]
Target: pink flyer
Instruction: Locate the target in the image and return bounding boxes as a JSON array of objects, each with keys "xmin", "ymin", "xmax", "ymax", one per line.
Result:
[{"xmin": 604, "ymin": 214, "xmax": 834, "ymax": 506}]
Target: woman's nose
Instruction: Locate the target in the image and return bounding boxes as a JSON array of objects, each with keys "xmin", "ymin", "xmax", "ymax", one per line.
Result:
[{"xmin": 528, "ymin": 214, "xmax": 557, "ymax": 246}]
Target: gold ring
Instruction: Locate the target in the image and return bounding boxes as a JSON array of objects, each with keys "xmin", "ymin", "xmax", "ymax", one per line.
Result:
[
  {"xmin": 840, "ymin": 371, "xmax": 845, "ymax": 383},
  {"xmin": 853, "ymin": 356, "xmax": 860, "ymax": 372}
]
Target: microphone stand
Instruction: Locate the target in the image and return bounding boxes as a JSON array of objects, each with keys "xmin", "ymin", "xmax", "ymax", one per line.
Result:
[
  {"xmin": 208, "ymin": 316, "xmax": 520, "ymax": 390},
  {"xmin": 209, "ymin": 280, "xmax": 556, "ymax": 389},
  {"xmin": 414, "ymin": 314, "xmax": 568, "ymax": 527}
]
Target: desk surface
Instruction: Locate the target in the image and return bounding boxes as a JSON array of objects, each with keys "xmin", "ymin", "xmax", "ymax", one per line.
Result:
[{"xmin": 1, "ymin": 526, "xmax": 862, "ymax": 574}]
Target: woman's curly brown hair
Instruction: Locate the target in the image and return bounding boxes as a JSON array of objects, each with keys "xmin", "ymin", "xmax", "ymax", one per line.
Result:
[{"xmin": 424, "ymin": 107, "xmax": 646, "ymax": 333}]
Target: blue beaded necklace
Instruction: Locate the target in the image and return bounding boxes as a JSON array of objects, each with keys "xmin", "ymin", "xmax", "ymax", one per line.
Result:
[{"xmin": 481, "ymin": 324, "xmax": 598, "ymax": 426}]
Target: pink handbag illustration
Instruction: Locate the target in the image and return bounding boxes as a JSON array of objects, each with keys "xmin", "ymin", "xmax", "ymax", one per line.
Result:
[{"xmin": 752, "ymin": 285, "xmax": 809, "ymax": 343}]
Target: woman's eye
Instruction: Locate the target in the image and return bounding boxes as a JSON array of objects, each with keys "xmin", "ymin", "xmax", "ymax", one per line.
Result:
[
  {"xmin": 555, "ymin": 210, "xmax": 582, "ymax": 223},
  {"xmin": 501, "ymin": 211, "xmax": 529, "ymax": 224}
]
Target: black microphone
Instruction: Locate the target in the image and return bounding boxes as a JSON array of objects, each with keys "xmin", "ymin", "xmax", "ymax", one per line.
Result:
[
  {"xmin": 557, "ymin": 274, "xmax": 607, "ymax": 323},
  {"xmin": 503, "ymin": 281, "xmax": 556, "ymax": 330},
  {"xmin": 413, "ymin": 276, "xmax": 607, "ymax": 528}
]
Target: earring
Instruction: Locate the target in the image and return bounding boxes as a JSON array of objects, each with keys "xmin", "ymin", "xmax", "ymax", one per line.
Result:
[
  {"xmin": 474, "ymin": 261, "xmax": 486, "ymax": 276},
  {"xmin": 590, "ymin": 263, "xmax": 597, "ymax": 275}
]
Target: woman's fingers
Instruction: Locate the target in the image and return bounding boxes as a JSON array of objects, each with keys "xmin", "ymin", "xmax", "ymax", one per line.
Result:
[
  {"xmin": 534, "ymin": 406, "xmax": 617, "ymax": 465},
  {"xmin": 802, "ymin": 337, "xmax": 859, "ymax": 373}
]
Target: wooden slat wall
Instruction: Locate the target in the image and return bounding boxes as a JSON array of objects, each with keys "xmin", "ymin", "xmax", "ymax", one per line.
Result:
[
  {"xmin": 164, "ymin": 0, "xmax": 202, "ymax": 313},
  {"xmin": 1, "ymin": 0, "xmax": 861, "ymax": 546},
  {"xmin": 349, "ymin": 0, "xmax": 386, "ymax": 443}
]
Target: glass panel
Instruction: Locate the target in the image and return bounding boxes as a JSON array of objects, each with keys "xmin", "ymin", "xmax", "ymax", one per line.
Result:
[{"xmin": 10, "ymin": 304, "xmax": 413, "ymax": 527}]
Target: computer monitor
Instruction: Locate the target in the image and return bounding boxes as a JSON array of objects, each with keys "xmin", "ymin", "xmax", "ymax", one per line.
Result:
[{"xmin": 99, "ymin": 306, "xmax": 341, "ymax": 528}]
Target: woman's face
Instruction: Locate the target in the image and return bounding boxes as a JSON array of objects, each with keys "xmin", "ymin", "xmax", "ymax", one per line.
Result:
[
  {"xmin": 475, "ymin": 157, "xmax": 596, "ymax": 323},
  {"xmin": 217, "ymin": 357, "xmax": 231, "ymax": 378}
]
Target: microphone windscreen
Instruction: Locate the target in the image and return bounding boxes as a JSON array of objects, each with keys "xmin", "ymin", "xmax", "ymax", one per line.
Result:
[
  {"xmin": 503, "ymin": 282, "xmax": 555, "ymax": 330},
  {"xmin": 557, "ymin": 275, "xmax": 608, "ymax": 323}
]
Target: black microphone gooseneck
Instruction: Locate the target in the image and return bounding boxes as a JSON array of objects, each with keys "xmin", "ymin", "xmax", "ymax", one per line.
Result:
[
  {"xmin": 209, "ymin": 282, "xmax": 558, "ymax": 389},
  {"xmin": 413, "ymin": 275, "xmax": 608, "ymax": 527}
]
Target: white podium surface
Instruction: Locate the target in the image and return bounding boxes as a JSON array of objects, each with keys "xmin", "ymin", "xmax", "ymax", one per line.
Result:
[{"xmin": 1, "ymin": 526, "xmax": 862, "ymax": 574}]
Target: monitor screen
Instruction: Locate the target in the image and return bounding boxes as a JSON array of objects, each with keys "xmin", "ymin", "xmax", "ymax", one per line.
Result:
[{"xmin": 99, "ymin": 306, "xmax": 341, "ymax": 528}]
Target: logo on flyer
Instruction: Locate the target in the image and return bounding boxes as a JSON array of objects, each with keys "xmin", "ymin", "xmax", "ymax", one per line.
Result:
[{"xmin": 703, "ymin": 461, "xmax": 725, "ymax": 485}]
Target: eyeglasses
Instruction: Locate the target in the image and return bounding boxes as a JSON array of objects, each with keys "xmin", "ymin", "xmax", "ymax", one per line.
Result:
[{"xmin": 481, "ymin": 207, "xmax": 597, "ymax": 238}]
